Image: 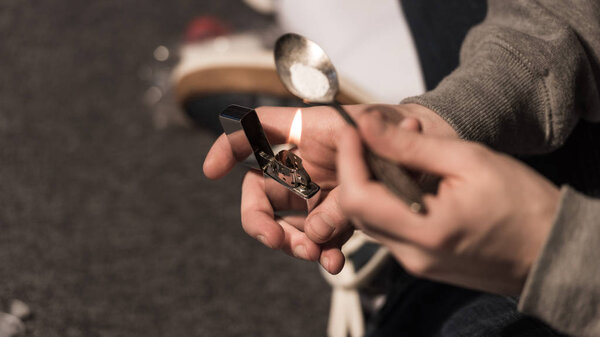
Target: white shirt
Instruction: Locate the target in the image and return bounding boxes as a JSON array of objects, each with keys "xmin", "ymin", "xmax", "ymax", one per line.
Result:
[{"xmin": 276, "ymin": 0, "xmax": 425, "ymax": 103}]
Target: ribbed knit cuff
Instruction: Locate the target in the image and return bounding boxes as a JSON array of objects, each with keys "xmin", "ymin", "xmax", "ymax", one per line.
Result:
[
  {"xmin": 518, "ymin": 186, "xmax": 600, "ymax": 336},
  {"xmin": 402, "ymin": 41, "xmax": 555, "ymax": 155}
]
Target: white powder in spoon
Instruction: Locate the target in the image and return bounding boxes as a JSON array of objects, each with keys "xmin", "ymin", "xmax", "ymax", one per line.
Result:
[{"xmin": 289, "ymin": 63, "xmax": 330, "ymax": 100}]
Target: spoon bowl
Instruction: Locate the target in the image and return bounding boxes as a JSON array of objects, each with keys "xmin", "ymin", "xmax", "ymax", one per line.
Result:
[{"xmin": 274, "ymin": 33, "xmax": 339, "ymax": 103}]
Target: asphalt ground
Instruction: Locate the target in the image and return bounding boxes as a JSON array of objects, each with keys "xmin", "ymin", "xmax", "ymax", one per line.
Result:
[{"xmin": 0, "ymin": 1, "xmax": 330, "ymax": 336}]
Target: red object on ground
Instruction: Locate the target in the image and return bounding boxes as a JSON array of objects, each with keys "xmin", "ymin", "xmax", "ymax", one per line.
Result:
[{"xmin": 184, "ymin": 16, "xmax": 231, "ymax": 43}]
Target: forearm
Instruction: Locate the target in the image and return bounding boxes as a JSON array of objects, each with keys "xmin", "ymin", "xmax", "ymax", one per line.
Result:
[
  {"xmin": 404, "ymin": 0, "xmax": 600, "ymax": 154},
  {"xmin": 519, "ymin": 186, "xmax": 600, "ymax": 336}
]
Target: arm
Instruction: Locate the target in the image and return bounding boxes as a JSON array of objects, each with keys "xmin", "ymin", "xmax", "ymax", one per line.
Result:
[
  {"xmin": 519, "ymin": 187, "xmax": 600, "ymax": 336},
  {"xmin": 403, "ymin": 0, "xmax": 600, "ymax": 154},
  {"xmin": 337, "ymin": 112, "xmax": 600, "ymax": 335}
]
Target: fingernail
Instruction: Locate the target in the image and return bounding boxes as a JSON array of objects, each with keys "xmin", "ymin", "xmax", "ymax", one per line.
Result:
[
  {"xmin": 310, "ymin": 214, "xmax": 336, "ymax": 240},
  {"xmin": 321, "ymin": 256, "xmax": 330, "ymax": 271},
  {"xmin": 293, "ymin": 245, "xmax": 308, "ymax": 259},
  {"xmin": 256, "ymin": 235, "xmax": 271, "ymax": 248}
]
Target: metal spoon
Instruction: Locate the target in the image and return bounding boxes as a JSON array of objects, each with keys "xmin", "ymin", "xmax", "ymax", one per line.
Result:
[{"xmin": 274, "ymin": 33, "xmax": 425, "ymax": 213}]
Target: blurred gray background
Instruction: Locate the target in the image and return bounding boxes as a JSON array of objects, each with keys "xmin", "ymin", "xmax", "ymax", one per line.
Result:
[{"xmin": 0, "ymin": 1, "xmax": 329, "ymax": 336}]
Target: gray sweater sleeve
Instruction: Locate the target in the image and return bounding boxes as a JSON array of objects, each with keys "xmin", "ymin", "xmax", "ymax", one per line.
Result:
[
  {"xmin": 518, "ymin": 187, "xmax": 600, "ymax": 336},
  {"xmin": 403, "ymin": 0, "xmax": 600, "ymax": 155},
  {"xmin": 402, "ymin": 1, "xmax": 600, "ymax": 334}
]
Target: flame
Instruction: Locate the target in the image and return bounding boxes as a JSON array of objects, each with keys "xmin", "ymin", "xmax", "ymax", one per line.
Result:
[{"xmin": 288, "ymin": 109, "xmax": 302, "ymax": 145}]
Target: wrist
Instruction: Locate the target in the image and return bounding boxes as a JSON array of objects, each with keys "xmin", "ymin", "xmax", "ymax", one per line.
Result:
[{"xmin": 519, "ymin": 182, "xmax": 561, "ymax": 288}]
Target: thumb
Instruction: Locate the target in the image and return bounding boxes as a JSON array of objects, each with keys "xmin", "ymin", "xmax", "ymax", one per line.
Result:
[
  {"xmin": 357, "ymin": 113, "xmax": 470, "ymax": 177},
  {"xmin": 304, "ymin": 187, "xmax": 351, "ymax": 244}
]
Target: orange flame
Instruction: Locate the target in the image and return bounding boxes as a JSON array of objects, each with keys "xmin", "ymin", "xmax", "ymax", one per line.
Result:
[{"xmin": 288, "ymin": 109, "xmax": 302, "ymax": 145}]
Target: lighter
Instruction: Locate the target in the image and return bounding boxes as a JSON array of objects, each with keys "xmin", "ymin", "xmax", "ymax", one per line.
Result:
[{"xmin": 219, "ymin": 105, "xmax": 321, "ymax": 210}]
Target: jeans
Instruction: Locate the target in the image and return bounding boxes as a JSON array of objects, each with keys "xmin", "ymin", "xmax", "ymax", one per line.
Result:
[{"xmin": 366, "ymin": 273, "xmax": 566, "ymax": 337}]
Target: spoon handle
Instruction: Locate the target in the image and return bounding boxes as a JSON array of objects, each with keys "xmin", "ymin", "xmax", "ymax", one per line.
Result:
[
  {"xmin": 365, "ymin": 150, "xmax": 426, "ymax": 213},
  {"xmin": 331, "ymin": 102, "xmax": 358, "ymax": 127},
  {"xmin": 331, "ymin": 103, "xmax": 426, "ymax": 213}
]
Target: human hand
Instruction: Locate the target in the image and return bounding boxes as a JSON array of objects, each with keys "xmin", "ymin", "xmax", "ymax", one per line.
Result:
[
  {"xmin": 337, "ymin": 113, "xmax": 560, "ymax": 294},
  {"xmin": 203, "ymin": 104, "xmax": 454, "ymax": 274}
]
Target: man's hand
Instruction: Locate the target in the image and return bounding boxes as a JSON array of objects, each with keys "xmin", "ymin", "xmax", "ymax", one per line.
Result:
[
  {"xmin": 337, "ymin": 113, "xmax": 560, "ymax": 294},
  {"xmin": 203, "ymin": 103, "xmax": 454, "ymax": 274}
]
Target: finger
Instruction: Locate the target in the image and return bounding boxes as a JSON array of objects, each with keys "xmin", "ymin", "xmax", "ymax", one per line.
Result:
[
  {"xmin": 343, "ymin": 183, "xmax": 424, "ymax": 242},
  {"xmin": 305, "ymin": 187, "xmax": 350, "ymax": 244},
  {"xmin": 319, "ymin": 228, "xmax": 354, "ymax": 274},
  {"xmin": 320, "ymin": 247, "xmax": 345, "ymax": 274},
  {"xmin": 337, "ymin": 126, "xmax": 371, "ymax": 182},
  {"xmin": 203, "ymin": 133, "xmax": 239, "ymax": 180},
  {"xmin": 278, "ymin": 219, "xmax": 321, "ymax": 261},
  {"xmin": 240, "ymin": 171, "xmax": 285, "ymax": 249},
  {"xmin": 348, "ymin": 218, "xmax": 439, "ymax": 280},
  {"xmin": 337, "ymin": 127, "xmax": 424, "ymax": 241},
  {"xmin": 241, "ymin": 172, "xmax": 323, "ymax": 261},
  {"xmin": 256, "ymin": 106, "xmax": 306, "ymax": 144},
  {"xmin": 361, "ymin": 228, "xmax": 436, "ymax": 279},
  {"xmin": 357, "ymin": 113, "xmax": 472, "ymax": 177},
  {"xmin": 260, "ymin": 105, "xmax": 368, "ymax": 145}
]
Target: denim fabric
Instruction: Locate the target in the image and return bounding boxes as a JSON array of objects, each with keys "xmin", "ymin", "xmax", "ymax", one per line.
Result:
[
  {"xmin": 366, "ymin": 277, "xmax": 566, "ymax": 337},
  {"xmin": 183, "ymin": 93, "xmax": 303, "ymax": 134},
  {"xmin": 399, "ymin": 0, "xmax": 487, "ymax": 91}
]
